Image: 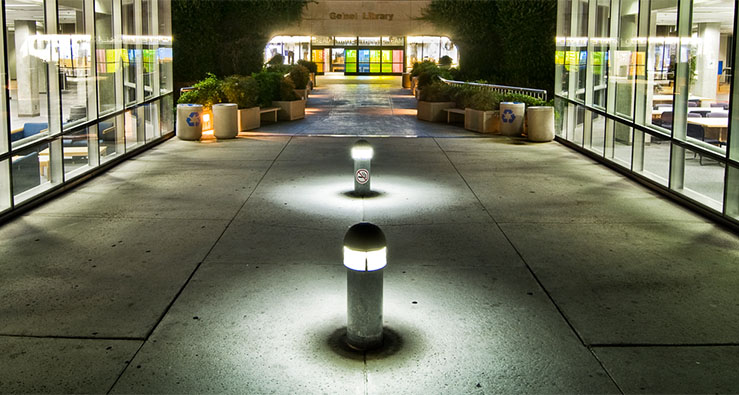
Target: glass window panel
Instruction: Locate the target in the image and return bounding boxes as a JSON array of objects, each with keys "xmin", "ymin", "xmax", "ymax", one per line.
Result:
[
  {"xmin": 142, "ymin": 0, "xmax": 155, "ymax": 100},
  {"xmin": 573, "ymin": 0, "xmax": 588, "ymax": 102},
  {"xmin": 124, "ymin": 108, "xmax": 141, "ymax": 149},
  {"xmin": 59, "ymin": 0, "xmax": 94, "ymax": 130},
  {"xmin": 95, "ymin": 0, "xmax": 120, "ymax": 116},
  {"xmin": 392, "ymin": 63, "xmax": 403, "ymax": 73},
  {"xmin": 592, "ymin": 0, "xmax": 610, "ymax": 108},
  {"xmin": 382, "ymin": 50, "xmax": 391, "ymax": 63},
  {"xmin": 590, "ymin": 112, "xmax": 606, "ymax": 155},
  {"xmin": 12, "ymin": 142, "xmax": 50, "ymax": 202},
  {"xmin": 158, "ymin": 0, "xmax": 172, "ymax": 95},
  {"xmin": 358, "ymin": 64, "xmax": 370, "ymax": 73},
  {"xmin": 610, "ymin": 0, "xmax": 639, "ymax": 119},
  {"xmin": 346, "ymin": 63, "xmax": 357, "ymax": 73},
  {"xmin": 0, "ymin": 7, "xmax": 7, "ymax": 155},
  {"xmin": 687, "ymin": 0, "xmax": 733, "ymax": 123},
  {"xmin": 160, "ymin": 96, "xmax": 173, "ymax": 135},
  {"xmin": 610, "ymin": 122, "xmax": 633, "ymax": 167},
  {"xmin": 6, "ymin": 3, "xmax": 48, "ymax": 146},
  {"xmin": 62, "ymin": 126, "xmax": 96, "ymax": 179},
  {"xmin": 143, "ymin": 101, "xmax": 159, "ymax": 141},
  {"xmin": 680, "ymin": 145, "xmax": 726, "ymax": 210},
  {"xmin": 726, "ymin": 164, "xmax": 739, "ymax": 220},
  {"xmin": 634, "ymin": 130, "xmax": 670, "ymax": 186},
  {"xmin": 369, "ymin": 50, "xmax": 380, "ymax": 63},
  {"xmin": 370, "ymin": 63, "xmax": 380, "ymax": 73},
  {"xmin": 346, "ymin": 49, "xmax": 356, "ymax": 62},
  {"xmin": 0, "ymin": 159, "xmax": 10, "ymax": 212},
  {"xmin": 358, "ymin": 50, "xmax": 369, "ymax": 63},
  {"xmin": 99, "ymin": 114, "xmax": 124, "ymax": 162},
  {"xmin": 554, "ymin": 97, "xmax": 567, "ymax": 137},
  {"xmin": 555, "ymin": 0, "xmax": 572, "ymax": 97},
  {"xmin": 122, "ymin": 0, "xmax": 137, "ymax": 106},
  {"xmin": 393, "ymin": 50, "xmax": 403, "ymax": 63},
  {"xmin": 381, "ymin": 63, "xmax": 392, "ymax": 73},
  {"xmin": 644, "ymin": 0, "xmax": 678, "ymax": 131}
]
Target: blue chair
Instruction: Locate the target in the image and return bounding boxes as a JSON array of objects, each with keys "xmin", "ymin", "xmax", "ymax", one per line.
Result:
[{"xmin": 10, "ymin": 122, "xmax": 48, "ymax": 142}]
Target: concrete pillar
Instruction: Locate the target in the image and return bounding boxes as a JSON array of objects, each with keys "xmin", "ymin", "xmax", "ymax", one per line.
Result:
[
  {"xmin": 14, "ymin": 20, "xmax": 40, "ymax": 117},
  {"xmin": 694, "ymin": 23, "xmax": 720, "ymax": 100}
]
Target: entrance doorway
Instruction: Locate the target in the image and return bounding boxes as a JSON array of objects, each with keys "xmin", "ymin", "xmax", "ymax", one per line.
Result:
[{"xmin": 330, "ymin": 48, "xmax": 345, "ymax": 72}]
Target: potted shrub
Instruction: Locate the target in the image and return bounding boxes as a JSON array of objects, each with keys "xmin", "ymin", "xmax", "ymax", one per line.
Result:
[
  {"xmin": 464, "ymin": 90, "xmax": 502, "ymax": 134},
  {"xmin": 297, "ymin": 59, "xmax": 318, "ymax": 89},
  {"xmin": 417, "ymin": 82, "xmax": 456, "ymax": 122},
  {"xmin": 252, "ymin": 70, "xmax": 283, "ymax": 122},
  {"xmin": 222, "ymin": 74, "xmax": 260, "ymax": 132},
  {"xmin": 177, "ymin": 72, "xmax": 223, "ymax": 131},
  {"xmin": 439, "ymin": 55, "xmax": 453, "ymax": 69},
  {"xmin": 272, "ymin": 77, "xmax": 305, "ymax": 121},
  {"xmin": 289, "ymin": 65, "xmax": 311, "ymax": 99}
]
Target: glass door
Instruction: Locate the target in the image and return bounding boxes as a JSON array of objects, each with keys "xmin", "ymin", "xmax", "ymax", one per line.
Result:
[{"xmin": 331, "ymin": 48, "xmax": 345, "ymax": 72}]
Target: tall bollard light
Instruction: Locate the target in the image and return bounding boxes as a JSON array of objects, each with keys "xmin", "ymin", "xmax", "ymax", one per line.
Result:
[
  {"xmin": 351, "ymin": 139, "xmax": 373, "ymax": 196},
  {"xmin": 343, "ymin": 222, "xmax": 386, "ymax": 350}
]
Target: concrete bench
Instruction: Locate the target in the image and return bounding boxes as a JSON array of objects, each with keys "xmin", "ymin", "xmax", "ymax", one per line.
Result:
[
  {"xmin": 443, "ymin": 108, "xmax": 465, "ymax": 124},
  {"xmin": 259, "ymin": 107, "xmax": 281, "ymax": 123}
]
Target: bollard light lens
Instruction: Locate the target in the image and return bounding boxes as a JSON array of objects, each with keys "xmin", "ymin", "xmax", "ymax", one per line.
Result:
[
  {"xmin": 351, "ymin": 146, "xmax": 374, "ymax": 160},
  {"xmin": 343, "ymin": 246, "xmax": 387, "ymax": 271}
]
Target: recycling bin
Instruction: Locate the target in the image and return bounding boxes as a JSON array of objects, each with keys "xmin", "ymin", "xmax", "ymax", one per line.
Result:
[
  {"xmin": 176, "ymin": 103, "xmax": 203, "ymax": 141},
  {"xmin": 500, "ymin": 102, "xmax": 525, "ymax": 137}
]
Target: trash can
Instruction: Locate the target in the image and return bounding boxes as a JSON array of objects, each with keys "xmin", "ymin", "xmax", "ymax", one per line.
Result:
[
  {"xmin": 176, "ymin": 103, "xmax": 203, "ymax": 141},
  {"xmin": 526, "ymin": 106, "xmax": 555, "ymax": 142},
  {"xmin": 213, "ymin": 103, "xmax": 238, "ymax": 139},
  {"xmin": 402, "ymin": 72, "xmax": 411, "ymax": 89},
  {"xmin": 500, "ymin": 102, "xmax": 525, "ymax": 137}
]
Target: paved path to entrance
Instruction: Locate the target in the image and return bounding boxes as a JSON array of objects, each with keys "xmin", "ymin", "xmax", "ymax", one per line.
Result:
[
  {"xmin": 1, "ymin": 78, "xmax": 739, "ymax": 393},
  {"xmin": 256, "ymin": 74, "xmax": 481, "ymax": 137}
]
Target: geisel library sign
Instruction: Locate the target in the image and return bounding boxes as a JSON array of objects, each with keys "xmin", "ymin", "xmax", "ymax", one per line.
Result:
[
  {"xmin": 329, "ymin": 12, "xmax": 395, "ymax": 21},
  {"xmin": 268, "ymin": 0, "xmax": 458, "ymax": 75}
]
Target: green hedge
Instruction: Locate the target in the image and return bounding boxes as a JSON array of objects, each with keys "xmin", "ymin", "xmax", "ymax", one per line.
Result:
[{"xmin": 420, "ymin": 0, "xmax": 556, "ymax": 97}]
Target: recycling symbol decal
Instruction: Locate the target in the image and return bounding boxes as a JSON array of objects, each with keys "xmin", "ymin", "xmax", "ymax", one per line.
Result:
[
  {"xmin": 502, "ymin": 109, "xmax": 516, "ymax": 124},
  {"xmin": 186, "ymin": 112, "xmax": 201, "ymax": 127}
]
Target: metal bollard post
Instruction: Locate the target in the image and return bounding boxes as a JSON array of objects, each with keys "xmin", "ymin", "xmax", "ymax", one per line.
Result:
[
  {"xmin": 351, "ymin": 139, "xmax": 373, "ymax": 196},
  {"xmin": 343, "ymin": 222, "xmax": 386, "ymax": 350}
]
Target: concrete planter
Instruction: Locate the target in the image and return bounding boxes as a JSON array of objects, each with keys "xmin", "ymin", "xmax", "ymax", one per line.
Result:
[
  {"xmin": 294, "ymin": 88, "xmax": 309, "ymax": 100},
  {"xmin": 417, "ymin": 101, "xmax": 456, "ymax": 122},
  {"xmin": 526, "ymin": 106, "xmax": 555, "ymax": 142},
  {"xmin": 176, "ymin": 103, "xmax": 203, "ymax": 141},
  {"xmin": 500, "ymin": 102, "xmax": 526, "ymax": 137},
  {"xmin": 415, "ymin": 88, "xmax": 421, "ymax": 100},
  {"xmin": 464, "ymin": 108, "xmax": 500, "ymax": 134},
  {"xmin": 273, "ymin": 100, "xmax": 305, "ymax": 121},
  {"xmin": 238, "ymin": 107, "xmax": 260, "ymax": 132},
  {"xmin": 212, "ymin": 103, "xmax": 238, "ymax": 139}
]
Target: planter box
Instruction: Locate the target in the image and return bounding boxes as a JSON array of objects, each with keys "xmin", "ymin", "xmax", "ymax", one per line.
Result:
[
  {"xmin": 294, "ymin": 88, "xmax": 309, "ymax": 100},
  {"xmin": 464, "ymin": 108, "xmax": 500, "ymax": 134},
  {"xmin": 273, "ymin": 100, "xmax": 305, "ymax": 121},
  {"xmin": 238, "ymin": 107, "xmax": 260, "ymax": 131},
  {"xmin": 417, "ymin": 101, "xmax": 456, "ymax": 122}
]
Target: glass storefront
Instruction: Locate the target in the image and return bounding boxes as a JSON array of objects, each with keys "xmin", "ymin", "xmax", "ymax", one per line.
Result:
[
  {"xmin": 1, "ymin": 0, "xmax": 173, "ymax": 218},
  {"xmin": 556, "ymin": 0, "xmax": 738, "ymax": 225},
  {"xmin": 266, "ymin": 35, "xmax": 459, "ymax": 76}
]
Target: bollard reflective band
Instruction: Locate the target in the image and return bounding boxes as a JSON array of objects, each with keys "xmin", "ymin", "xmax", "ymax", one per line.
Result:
[{"xmin": 343, "ymin": 246, "xmax": 387, "ymax": 271}]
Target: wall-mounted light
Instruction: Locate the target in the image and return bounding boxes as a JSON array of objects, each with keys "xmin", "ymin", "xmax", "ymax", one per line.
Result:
[
  {"xmin": 343, "ymin": 222, "xmax": 386, "ymax": 350},
  {"xmin": 351, "ymin": 139, "xmax": 373, "ymax": 197}
]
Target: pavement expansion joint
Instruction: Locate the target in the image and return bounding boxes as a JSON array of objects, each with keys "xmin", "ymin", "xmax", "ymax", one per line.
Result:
[{"xmin": 0, "ymin": 333, "xmax": 146, "ymax": 341}]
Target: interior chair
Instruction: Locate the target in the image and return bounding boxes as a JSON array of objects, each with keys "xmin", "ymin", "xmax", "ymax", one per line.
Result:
[
  {"xmin": 707, "ymin": 111, "xmax": 728, "ymax": 118},
  {"xmin": 660, "ymin": 111, "xmax": 673, "ymax": 128}
]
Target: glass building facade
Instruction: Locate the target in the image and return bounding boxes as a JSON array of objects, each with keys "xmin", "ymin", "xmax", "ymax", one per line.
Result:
[
  {"xmin": 555, "ymin": 0, "xmax": 738, "ymax": 226},
  {"xmin": 1, "ymin": 0, "xmax": 173, "ymax": 217}
]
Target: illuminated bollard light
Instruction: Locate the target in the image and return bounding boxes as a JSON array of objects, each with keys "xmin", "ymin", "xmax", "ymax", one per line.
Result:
[
  {"xmin": 343, "ymin": 222, "xmax": 386, "ymax": 350},
  {"xmin": 351, "ymin": 139, "xmax": 373, "ymax": 197}
]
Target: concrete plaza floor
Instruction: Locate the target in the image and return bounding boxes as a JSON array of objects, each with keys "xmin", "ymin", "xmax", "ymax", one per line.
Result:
[{"xmin": 1, "ymin": 76, "xmax": 739, "ymax": 394}]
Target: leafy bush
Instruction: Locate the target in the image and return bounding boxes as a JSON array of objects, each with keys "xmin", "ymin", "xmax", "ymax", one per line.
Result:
[
  {"xmin": 410, "ymin": 60, "xmax": 437, "ymax": 77},
  {"xmin": 221, "ymin": 75, "xmax": 260, "ymax": 109},
  {"xmin": 279, "ymin": 76, "xmax": 299, "ymax": 101},
  {"xmin": 419, "ymin": 82, "xmax": 455, "ymax": 102},
  {"xmin": 501, "ymin": 92, "xmax": 546, "ymax": 107},
  {"xmin": 439, "ymin": 55, "xmax": 453, "ymax": 68},
  {"xmin": 297, "ymin": 59, "xmax": 318, "ymax": 74},
  {"xmin": 176, "ymin": 72, "xmax": 223, "ymax": 108},
  {"xmin": 466, "ymin": 90, "xmax": 503, "ymax": 111},
  {"xmin": 252, "ymin": 70, "xmax": 283, "ymax": 107},
  {"xmin": 267, "ymin": 54, "xmax": 284, "ymax": 67},
  {"xmin": 448, "ymin": 85, "xmax": 477, "ymax": 109},
  {"xmin": 288, "ymin": 65, "xmax": 310, "ymax": 89}
]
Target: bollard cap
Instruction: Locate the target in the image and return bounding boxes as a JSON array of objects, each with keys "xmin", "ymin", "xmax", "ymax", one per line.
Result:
[
  {"xmin": 351, "ymin": 139, "xmax": 374, "ymax": 160},
  {"xmin": 343, "ymin": 222, "xmax": 387, "ymax": 271}
]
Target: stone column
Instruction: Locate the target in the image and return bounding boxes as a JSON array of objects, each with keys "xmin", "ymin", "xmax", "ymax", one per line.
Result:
[
  {"xmin": 14, "ymin": 20, "xmax": 40, "ymax": 116},
  {"xmin": 693, "ymin": 22, "xmax": 720, "ymax": 100}
]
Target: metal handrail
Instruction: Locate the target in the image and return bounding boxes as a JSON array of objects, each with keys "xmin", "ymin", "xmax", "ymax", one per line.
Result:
[{"xmin": 439, "ymin": 77, "xmax": 547, "ymax": 102}]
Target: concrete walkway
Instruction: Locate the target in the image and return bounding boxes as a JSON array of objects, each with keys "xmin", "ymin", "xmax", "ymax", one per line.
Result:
[{"xmin": 1, "ymin": 77, "xmax": 738, "ymax": 394}]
